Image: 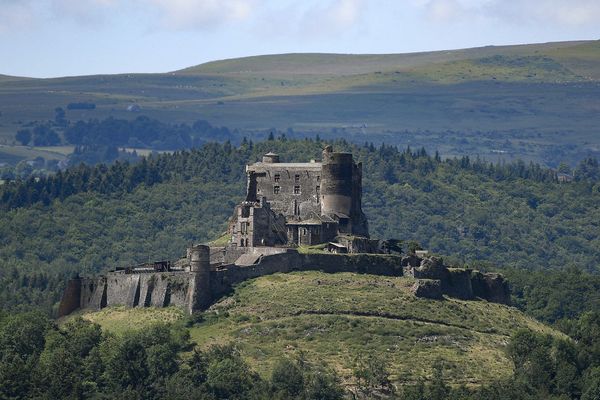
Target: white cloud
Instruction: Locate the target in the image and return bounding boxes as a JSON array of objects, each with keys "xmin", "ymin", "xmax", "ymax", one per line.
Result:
[
  {"xmin": 329, "ymin": 0, "xmax": 364, "ymax": 28},
  {"xmin": 146, "ymin": 0, "xmax": 256, "ymax": 31},
  {"xmin": 493, "ymin": 0, "xmax": 600, "ymax": 27},
  {"xmin": 424, "ymin": 0, "xmax": 465, "ymax": 22},
  {"xmin": 1, "ymin": 0, "xmax": 598, "ymax": 38},
  {"xmin": 254, "ymin": 0, "xmax": 367, "ymax": 40},
  {"xmin": 419, "ymin": 0, "xmax": 600, "ymax": 27},
  {"xmin": 303, "ymin": 0, "xmax": 366, "ymax": 32},
  {"xmin": 0, "ymin": 0, "xmax": 38, "ymax": 32},
  {"xmin": 0, "ymin": 0, "xmax": 120, "ymax": 31},
  {"xmin": 49, "ymin": 0, "xmax": 119, "ymax": 25}
]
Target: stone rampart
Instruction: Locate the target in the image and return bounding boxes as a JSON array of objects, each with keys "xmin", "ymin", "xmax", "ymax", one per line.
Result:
[
  {"xmin": 210, "ymin": 252, "xmax": 405, "ymax": 299},
  {"xmin": 59, "ymin": 249, "xmax": 510, "ymax": 316}
]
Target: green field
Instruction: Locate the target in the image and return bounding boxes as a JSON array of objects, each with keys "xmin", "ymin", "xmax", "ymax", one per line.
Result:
[
  {"xmin": 0, "ymin": 144, "xmax": 71, "ymax": 165},
  {"xmin": 1, "ymin": 40, "xmax": 599, "ymax": 166},
  {"xmin": 79, "ymin": 271, "xmax": 561, "ymax": 386}
]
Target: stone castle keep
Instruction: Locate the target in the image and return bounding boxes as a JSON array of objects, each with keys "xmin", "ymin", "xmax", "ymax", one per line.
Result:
[
  {"xmin": 59, "ymin": 147, "xmax": 510, "ymax": 317},
  {"xmin": 231, "ymin": 146, "xmax": 369, "ymax": 248}
]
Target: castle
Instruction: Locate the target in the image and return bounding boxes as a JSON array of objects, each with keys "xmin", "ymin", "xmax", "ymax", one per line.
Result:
[
  {"xmin": 59, "ymin": 147, "xmax": 510, "ymax": 317},
  {"xmin": 231, "ymin": 145, "xmax": 368, "ymax": 248}
]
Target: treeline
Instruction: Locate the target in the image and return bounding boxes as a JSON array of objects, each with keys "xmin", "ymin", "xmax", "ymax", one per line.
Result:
[
  {"xmin": 0, "ymin": 313, "xmax": 345, "ymax": 400},
  {"xmin": 502, "ymin": 317, "xmax": 600, "ymax": 400},
  {"xmin": 15, "ymin": 115, "xmax": 239, "ymax": 150},
  {"xmin": 0, "ymin": 158, "xmax": 165, "ymax": 209},
  {"xmin": 3, "ymin": 139, "xmax": 599, "ymax": 211},
  {"xmin": 505, "ymin": 267, "xmax": 600, "ymax": 325}
]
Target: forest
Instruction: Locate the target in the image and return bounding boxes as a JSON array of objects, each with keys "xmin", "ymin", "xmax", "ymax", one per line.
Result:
[
  {"xmin": 14, "ymin": 114, "xmax": 239, "ymax": 150},
  {"xmin": 1, "ymin": 138, "xmax": 599, "ymax": 399}
]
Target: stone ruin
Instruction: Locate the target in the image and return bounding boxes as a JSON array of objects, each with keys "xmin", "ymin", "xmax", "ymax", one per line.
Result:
[
  {"xmin": 58, "ymin": 148, "xmax": 511, "ymax": 317},
  {"xmin": 404, "ymin": 255, "xmax": 510, "ymax": 303}
]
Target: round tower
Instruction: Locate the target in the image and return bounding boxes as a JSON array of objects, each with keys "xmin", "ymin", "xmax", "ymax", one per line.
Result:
[
  {"xmin": 189, "ymin": 244, "xmax": 211, "ymax": 311},
  {"xmin": 262, "ymin": 152, "xmax": 280, "ymax": 163},
  {"xmin": 320, "ymin": 146, "xmax": 354, "ymax": 218}
]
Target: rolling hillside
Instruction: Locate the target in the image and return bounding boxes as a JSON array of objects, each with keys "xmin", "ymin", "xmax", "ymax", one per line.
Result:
[
  {"xmin": 0, "ymin": 40, "xmax": 599, "ymax": 166},
  {"xmin": 178, "ymin": 41, "xmax": 591, "ymax": 77},
  {"xmin": 80, "ymin": 271, "xmax": 562, "ymax": 386}
]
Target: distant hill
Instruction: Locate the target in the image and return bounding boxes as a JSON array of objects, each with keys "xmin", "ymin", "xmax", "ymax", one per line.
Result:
[
  {"xmin": 0, "ymin": 74, "xmax": 34, "ymax": 83},
  {"xmin": 177, "ymin": 41, "xmax": 592, "ymax": 76},
  {"xmin": 0, "ymin": 40, "xmax": 599, "ymax": 166},
  {"xmin": 81, "ymin": 271, "xmax": 562, "ymax": 386}
]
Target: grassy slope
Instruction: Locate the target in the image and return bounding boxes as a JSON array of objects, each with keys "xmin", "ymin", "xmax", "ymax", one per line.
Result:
[
  {"xmin": 178, "ymin": 41, "xmax": 589, "ymax": 76},
  {"xmin": 80, "ymin": 271, "xmax": 561, "ymax": 386},
  {"xmin": 0, "ymin": 145, "xmax": 72, "ymax": 164}
]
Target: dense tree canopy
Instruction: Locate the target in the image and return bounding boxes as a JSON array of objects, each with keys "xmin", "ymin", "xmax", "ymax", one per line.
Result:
[{"xmin": 0, "ymin": 314, "xmax": 344, "ymax": 400}]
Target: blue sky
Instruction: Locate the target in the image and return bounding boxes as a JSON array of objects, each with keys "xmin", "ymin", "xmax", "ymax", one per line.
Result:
[{"xmin": 1, "ymin": 0, "xmax": 599, "ymax": 78}]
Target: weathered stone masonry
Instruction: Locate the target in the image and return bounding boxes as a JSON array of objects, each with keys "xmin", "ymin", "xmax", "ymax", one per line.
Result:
[
  {"xmin": 59, "ymin": 248, "xmax": 510, "ymax": 316},
  {"xmin": 58, "ymin": 148, "xmax": 511, "ymax": 317}
]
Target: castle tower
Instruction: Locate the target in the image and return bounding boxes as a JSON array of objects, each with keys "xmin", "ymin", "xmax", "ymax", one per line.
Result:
[
  {"xmin": 320, "ymin": 146, "xmax": 369, "ymax": 237},
  {"xmin": 189, "ymin": 244, "xmax": 211, "ymax": 312},
  {"xmin": 320, "ymin": 146, "xmax": 353, "ymax": 235}
]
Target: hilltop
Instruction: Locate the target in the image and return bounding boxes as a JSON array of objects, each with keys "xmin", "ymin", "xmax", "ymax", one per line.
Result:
[
  {"xmin": 80, "ymin": 271, "xmax": 561, "ymax": 386},
  {"xmin": 0, "ymin": 40, "xmax": 599, "ymax": 166},
  {"xmin": 177, "ymin": 40, "xmax": 594, "ymax": 78}
]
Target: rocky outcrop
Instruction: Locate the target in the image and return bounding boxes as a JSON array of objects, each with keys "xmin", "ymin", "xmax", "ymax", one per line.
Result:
[
  {"xmin": 412, "ymin": 256, "xmax": 448, "ymax": 280},
  {"xmin": 412, "ymin": 279, "xmax": 443, "ymax": 300},
  {"xmin": 401, "ymin": 254, "xmax": 421, "ymax": 269},
  {"xmin": 406, "ymin": 256, "xmax": 511, "ymax": 305}
]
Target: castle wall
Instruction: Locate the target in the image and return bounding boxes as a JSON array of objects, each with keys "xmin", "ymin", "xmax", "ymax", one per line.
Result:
[
  {"xmin": 249, "ymin": 163, "xmax": 322, "ymax": 219},
  {"xmin": 79, "ymin": 278, "xmax": 95, "ymax": 309},
  {"xmin": 106, "ymin": 273, "xmax": 140, "ymax": 307},
  {"xmin": 59, "ymin": 250, "xmax": 510, "ymax": 317},
  {"xmin": 471, "ymin": 272, "xmax": 511, "ymax": 305},
  {"xmin": 149, "ymin": 275, "xmax": 170, "ymax": 307},
  {"xmin": 90, "ymin": 278, "xmax": 106, "ymax": 310},
  {"xmin": 210, "ymin": 247, "xmax": 226, "ymax": 264},
  {"xmin": 210, "ymin": 252, "xmax": 405, "ymax": 299},
  {"xmin": 442, "ymin": 269, "xmax": 474, "ymax": 300},
  {"xmin": 58, "ymin": 279, "xmax": 81, "ymax": 317}
]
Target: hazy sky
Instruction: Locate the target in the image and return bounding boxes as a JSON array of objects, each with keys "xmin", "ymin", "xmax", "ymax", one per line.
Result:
[{"xmin": 1, "ymin": 0, "xmax": 599, "ymax": 78}]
